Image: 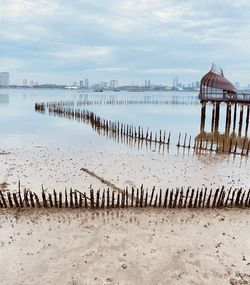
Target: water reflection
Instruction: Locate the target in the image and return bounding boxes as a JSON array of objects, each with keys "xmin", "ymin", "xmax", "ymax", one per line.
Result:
[
  {"xmin": 0, "ymin": 94, "xmax": 9, "ymax": 105},
  {"xmin": 197, "ymin": 102, "xmax": 250, "ymax": 156}
]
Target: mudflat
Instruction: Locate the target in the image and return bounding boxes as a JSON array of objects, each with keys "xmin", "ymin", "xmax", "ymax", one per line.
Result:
[{"xmin": 0, "ymin": 208, "xmax": 250, "ymax": 285}]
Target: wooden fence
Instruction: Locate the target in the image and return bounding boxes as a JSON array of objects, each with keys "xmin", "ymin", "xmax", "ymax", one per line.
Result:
[
  {"xmin": 35, "ymin": 102, "xmax": 249, "ymax": 156},
  {"xmin": 1, "ymin": 185, "xmax": 250, "ymax": 210}
]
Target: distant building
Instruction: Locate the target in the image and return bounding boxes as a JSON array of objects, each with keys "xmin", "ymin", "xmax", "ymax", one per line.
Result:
[
  {"xmin": 235, "ymin": 82, "xmax": 241, "ymax": 91},
  {"xmin": 172, "ymin": 75, "xmax": 178, "ymax": 88},
  {"xmin": 100, "ymin": 82, "xmax": 108, "ymax": 89},
  {"xmin": 23, "ymin": 79, "xmax": 27, "ymax": 87},
  {"xmin": 29, "ymin": 80, "xmax": 34, "ymax": 88},
  {"xmin": 79, "ymin": 80, "xmax": 84, "ymax": 89},
  {"xmin": 195, "ymin": 81, "xmax": 200, "ymax": 89},
  {"xmin": 73, "ymin": 81, "xmax": 77, "ymax": 87},
  {"xmin": 110, "ymin": 80, "xmax": 118, "ymax": 89},
  {"xmin": 84, "ymin": 78, "xmax": 89, "ymax": 89},
  {"xmin": 145, "ymin": 80, "xmax": 151, "ymax": 87},
  {"xmin": 0, "ymin": 72, "xmax": 9, "ymax": 87}
]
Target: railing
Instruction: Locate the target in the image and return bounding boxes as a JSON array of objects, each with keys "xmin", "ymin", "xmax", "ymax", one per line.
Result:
[{"xmin": 199, "ymin": 92, "xmax": 250, "ymax": 102}]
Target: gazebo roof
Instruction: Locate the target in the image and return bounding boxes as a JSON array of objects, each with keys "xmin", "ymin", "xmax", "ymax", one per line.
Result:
[{"xmin": 201, "ymin": 64, "xmax": 236, "ymax": 93}]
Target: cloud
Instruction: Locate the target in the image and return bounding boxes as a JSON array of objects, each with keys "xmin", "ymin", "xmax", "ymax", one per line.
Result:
[
  {"xmin": 0, "ymin": 0, "xmax": 250, "ymax": 85},
  {"xmin": 50, "ymin": 46, "xmax": 113, "ymax": 63}
]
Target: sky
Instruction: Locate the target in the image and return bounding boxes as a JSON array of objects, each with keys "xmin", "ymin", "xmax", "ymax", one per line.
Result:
[{"xmin": 0, "ymin": 0, "xmax": 250, "ymax": 86}]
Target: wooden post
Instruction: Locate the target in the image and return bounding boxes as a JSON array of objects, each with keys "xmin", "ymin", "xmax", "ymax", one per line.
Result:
[
  {"xmin": 173, "ymin": 188, "xmax": 179, "ymax": 208},
  {"xmin": 149, "ymin": 186, "xmax": 155, "ymax": 206},
  {"xmin": 54, "ymin": 190, "xmax": 58, "ymax": 207},
  {"xmin": 42, "ymin": 190, "xmax": 48, "ymax": 208},
  {"xmin": 24, "ymin": 190, "xmax": 30, "ymax": 207},
  {"xmin": 0, "ymin": 190, "xmax": 7, "ymax": 208},
  {"xmin": 211, "ymin": 103, "xmax": 215, "ymax": 132},
  {"xmin": 206, "ymin": 189, "xmax": 212, "ymax": 208},
  {"xmin": 7, "ymin": 192, "xmax": 13, "ymax": 207},
  {"xmin": 131, "ymin": 187, "xmax": 134, "ymax": 207},
  {"xmin": 198, "ymin": 190, "xmax": 203, "ymax": 208},
  {"xmin": 212, "ymin": 188, "xmax": 219, "ymax": 208},
  {"xmin": 65, "ymin": 189, "xmax": 68, "ymax": 208},
  {"xmin": 225, "ymin": 187, "xmax": 232, "ymax": 207},
  {"xmin": 79, "ymin": 192, "xmax": 83, "ymax": 208},
  {"xmin": 245, "ymin": 105, "xmax": 250, "ymax": 134},
  {"xmin": 34, "ymin": 193, "xmax": 41, "ymax": 207},
  {"xmin": 139, "ymin": 185, "xmax": 144, "ymax": 207},
  {"xmin": 101, "ymin": 190, "xmax": 105, "ymax": 208},
  {"xmin": 111, "ymin": 190, "xmax": 115, "ymax": 208},
  {"xmin": 96, "ymin": 190, "xmax": 100, "ymax": 208},
  {"xmin": 136, "ymin": 188, "xmax": 139, "ymax": 207},
  {"xmin": 177, "ymin": 133, "xmax": 181, "ymax": 147},
  {"xmin": 84, "ymin": 192, "xmax": 88, "ymax": 208},
  {"xmin": 153, "ymin": 194, "xmax": 158, "ymax": 207},
  {"xmin": 13, "ymin": 193, "xmax": 20, "ymax": 208},
  {"xmin": 49, "ymin": 194, "xmax": 53, "ymax": 207},
  {"xmin": 107, "ymin": 188, "xmax": 110, "ymax": 208},
  {"xmin": 144, "ymin": 189, "xmax": 148, "ymax": 207},
  {"xmin": 202, "ymin": 188, "xmax": 207, "ymax": 208},
  {"xmin": 125, "ymin": 188, "xmax": 128, "ymax": 208},
  {"xmin": 188, "ymin": 189, "xmax": 194, "ymax": 208},
  {"xmin": 193, "ymin": 189, "xmax": 199, "ymax": 208},
  {"xmin": 233, "ymin": 103, "xmax": 237, "ymax": 131},
  {"xmin": 163, "ymin": 188, "xmax": 169, "ymax": 208},
  {"xmin": 19, "ymin": 182, "xmax": 23, "ymax": 207},
  {"xmin": 238, "ymin": 104, "xmax": 244, "ymax": 136},
  {"xmin": 70, "ymin": 189, "xmax": 73, "ymax": 208},
  {"xmin": 158, "ymin": 189, "xmax": 162, "ymax": 207},
  {"xmin": 29, "ymin": 192, "xmax": 35, "ymax": 207},
  {"xmin": 183, "ymin": 187, "xmax": 190, "ymax": 208},
  {"xmin": 169, "ymin": 189, "xmax": 173, "ymax": 208},
  {"xmin": 116, "ymin": 192, "xmax": 120, "ymax": 208}
]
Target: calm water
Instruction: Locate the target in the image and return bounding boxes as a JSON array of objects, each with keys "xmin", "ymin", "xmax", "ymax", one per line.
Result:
[{"xmin": 0, "ymin": 88, "xmax": 241, "ymax": 152}]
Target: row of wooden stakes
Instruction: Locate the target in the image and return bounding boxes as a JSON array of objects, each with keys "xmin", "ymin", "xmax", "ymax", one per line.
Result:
[
  {"xmin": 1, "ymin": 185, "xmax": 250, "ymax": 209},
  {"xmin": 177, "ymin": 132, "xmax": 250, "ymax": 155},
  {"xmin": 76, "ymin": 99, "xmax": 199, "ymax": 106},
  {"xmin": 35, "ymin": 104, "xmax": 171, "ymax": 145},
  {"xmin": 34, "ymin": 103, "xmax": 249, "ymax": 156}
]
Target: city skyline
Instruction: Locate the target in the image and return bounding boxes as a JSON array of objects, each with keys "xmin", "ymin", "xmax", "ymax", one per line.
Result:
[{"xmin": 1, "ymin": 1, "xmax": 250, "ymax": 85}]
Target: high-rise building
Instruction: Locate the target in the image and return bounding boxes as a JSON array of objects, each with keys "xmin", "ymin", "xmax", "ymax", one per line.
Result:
[
  {"xmin": 110, "ymin": 80, "xmax": 118, "ymax": 89},
  {"xmin": 172, "ymin": 76, "xmax": 178, "ymax": 88},
  {"xmin": 195, "ymin": 81, "xmax": 200, "ymax": 89},
  {"xmin": 0, "ymin": 72, "xmax": 9, "ymax": 87},
  {"xmin": 84, "ymin": 78, "xmax": 89, "ymax": 89},
  {"xmin": 79, "ymin": 80, "xmax": 84, "ymax": 89},
  {"xmin": 23, "ymin": 79, "xmax": 27, "ymax": 87},
  {"xmin": 29, "ymin": 80, "xmax": 34, "ymax": 88},
  {"xmin": 235, "ymin": 82, "xmax": 240, "ymax": 91},
  {"xmin": 100, "ymin": 82, "xmax": 108, "ymax": 88}
]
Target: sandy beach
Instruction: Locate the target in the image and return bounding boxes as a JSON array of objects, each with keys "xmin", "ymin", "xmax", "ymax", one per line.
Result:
[
  {"xmin": 0, "ymin": 207, "xmax": 250, "ymax": 285},
  {"xmin": 1, "ymin": 91, "xmax": 250, "ymax": 285},
  {"xmin": 0, "ymin": 145, "xmax": 249, "ymax": 194}
]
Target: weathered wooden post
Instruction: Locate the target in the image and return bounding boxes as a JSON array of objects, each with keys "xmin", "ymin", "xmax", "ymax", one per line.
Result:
[
  {"xmin": 225, "ymin": 103, "xmax": 231, "ymax": 133},
  {"xmin": 214, "ymin": 102, "xmax": 220, "ymax": 131},
  {"xmin": 245, "ymin": 105, "xmax": 250, "ymax": 135},
  {"xmin": 233, "ymin": 103, "xmax": 237, "ymax": 131},
  {"xmin": 238, "ymin": 104, "xmax": 244, "ymax": 136}
]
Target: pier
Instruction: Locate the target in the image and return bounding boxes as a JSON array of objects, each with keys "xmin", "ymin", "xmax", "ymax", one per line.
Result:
[{"xmin": 198, "ymin": 65, "xmax": 250, "ymax": 148}]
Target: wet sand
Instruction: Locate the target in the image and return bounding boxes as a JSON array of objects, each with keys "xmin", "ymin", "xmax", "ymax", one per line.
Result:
[
  {"xmin": 0, "ymin": 208, "xmax": 250, "ymax": 285},
  {"xmin": 0, "ymin": 145, "xmax": 250, "ymax": 285},
  {"xmin": 0, "ymin": 146, "xmax": 249, "ymax": 194}
]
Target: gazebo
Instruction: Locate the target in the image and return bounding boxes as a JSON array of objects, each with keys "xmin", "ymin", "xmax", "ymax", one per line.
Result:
[{"xmin": 199, "ymin": 64, "xmax": 236, "ymax": 100}]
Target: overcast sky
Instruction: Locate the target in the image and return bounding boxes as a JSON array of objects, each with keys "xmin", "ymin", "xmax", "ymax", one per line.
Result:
[{"xmin": 0, "ymin": 0, "xmax": 250, "ymax": 86}]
